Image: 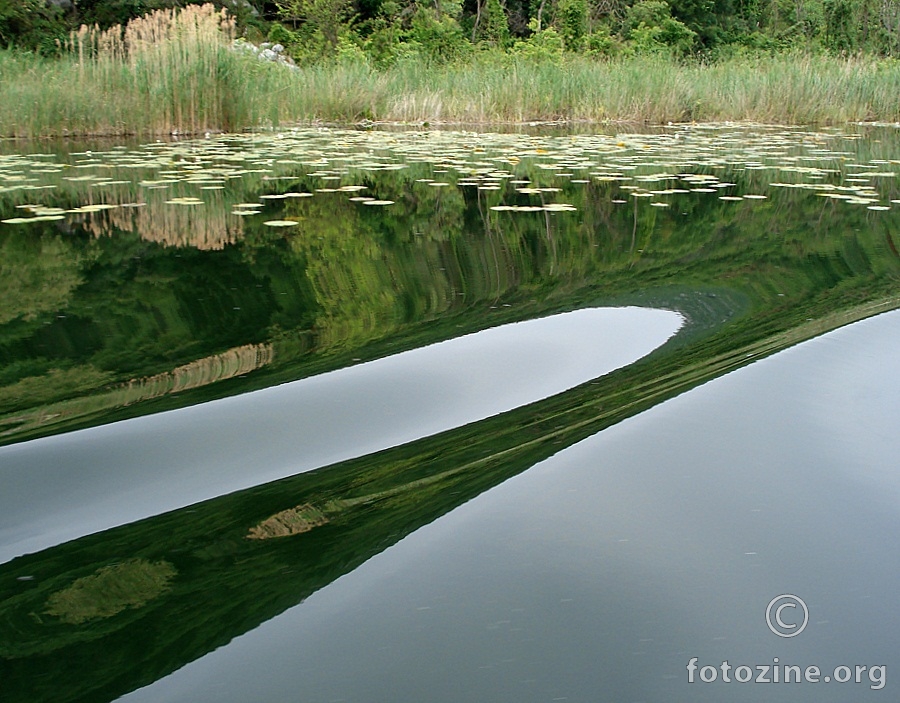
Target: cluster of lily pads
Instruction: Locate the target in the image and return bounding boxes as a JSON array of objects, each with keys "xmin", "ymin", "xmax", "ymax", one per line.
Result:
[{"xmin": 1, "ymin": 124, "xmax": 897, "ymax": 231}]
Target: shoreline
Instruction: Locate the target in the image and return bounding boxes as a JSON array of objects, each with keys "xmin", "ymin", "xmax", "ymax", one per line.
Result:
[{"xmin": 3, "ymin": 117, "xmax": 900, "ymax": 144}]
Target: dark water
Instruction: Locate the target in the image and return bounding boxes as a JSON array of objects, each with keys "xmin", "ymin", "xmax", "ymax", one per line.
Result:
[
  {"xmin": 119, "ymin": 311, "xmax": 900, "ymax": 703},
  {"xmin": 0, "ymin": 125, "xmax": 899, "ymax": 702},
  {"xmin": 0, "ymin": 307, "xmax": 681, "ymax": 562}
]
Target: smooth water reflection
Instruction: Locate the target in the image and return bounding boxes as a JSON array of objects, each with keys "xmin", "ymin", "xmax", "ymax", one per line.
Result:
[
  {"xmin": 0, "ymin": 306, "xmax": 680, "ymax": 564},
  {"xmin": 3, "ymin": 124, "xmax": 900, "ymax": 703},
  {"xmin": 121, "ymin": 310, "xmax": 900, "ymax": 703}
]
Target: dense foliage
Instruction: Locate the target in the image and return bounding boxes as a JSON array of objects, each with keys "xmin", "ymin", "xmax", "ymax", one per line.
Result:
[{"xmin": 5, "ymin": 0, "xmax": 900, "ymax": 60}]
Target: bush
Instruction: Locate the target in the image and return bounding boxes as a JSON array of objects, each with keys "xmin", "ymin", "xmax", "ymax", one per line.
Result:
[
  {"xmin": 625, "ymin": 0, "xmax": 696, "ymax": 55},
  {"xmin": 513, "ymin": 21, "xmax": 564, "ymax": 61},
  {"xmin": 555, "ymin": 0, "xmax": 588, "ymax": 51},
  {"xmin": 585, "ymin": 24, "xmax": 620, "ymax": 58},
  {"xmin": 409, "ymin": 8, "xmax": 471, "ymax": 62},
  {"xmin": 362, "ymin": 19, "xmax": 411, "ymax": 67}
]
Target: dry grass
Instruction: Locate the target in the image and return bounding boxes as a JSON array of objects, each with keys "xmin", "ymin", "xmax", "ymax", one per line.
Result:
[{"xmin": 0, "ymin": 4, "xmax": 281, "ymax": 137}]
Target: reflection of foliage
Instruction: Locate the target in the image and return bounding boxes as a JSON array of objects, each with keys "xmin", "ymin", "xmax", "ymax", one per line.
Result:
[
  {"xmin": 247, "ymin": 503, "xmax": 330, "ymax": 539},
  {"xmin": 2, "ymin": 128, "xmax": 900, "ymax": 699},
  {"xmin": 0, "ymin": 366, "xmax": 114, "ymax": 415},
  {"xmin": 287, "ymin": 195, "xmax": 401, "ymax": 349},
  {"xmin": 1, "ymin": 128, "xmax": 900, "ymax": 445},
  {"xmin": 0, "ymin": 232, "xmax": 90, "ymax": 325},
  {"xmin": 44, "ymin": 559, "xmax": 177, "ymax": 625},
  {"xmin": 1, "ymin": 286, "xmax": 896, "ymax": 702},
  {"xmin": 81, "ymin": 189, "xmax": 244, "ymax": 251},
  {"xmin": 0, "ymin": 343, "xmax": 273, "ymax": 438}
]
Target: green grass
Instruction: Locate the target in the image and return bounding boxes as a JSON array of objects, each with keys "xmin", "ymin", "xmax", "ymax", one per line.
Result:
[{"xmin": 2, "ymin": 5, "xmax": 900, "ymax": 138}]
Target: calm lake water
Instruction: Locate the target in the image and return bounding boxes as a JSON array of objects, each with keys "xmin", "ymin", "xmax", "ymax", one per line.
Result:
[{"xmin": 1, "ymin": 124, "xmax": 899, "ymax": 702}]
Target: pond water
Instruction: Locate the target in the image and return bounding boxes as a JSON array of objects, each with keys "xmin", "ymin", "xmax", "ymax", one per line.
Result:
[
  {"xmin": 1, "ymin": 124, "xmax": 899, "ymax": 702},
  {"xmin": 117, "ymin": 308, "xmax": 900, "ymax": 703},
  {"xmin": 0, "ymin": 306, "xmax": 681, "ymax": 563}
]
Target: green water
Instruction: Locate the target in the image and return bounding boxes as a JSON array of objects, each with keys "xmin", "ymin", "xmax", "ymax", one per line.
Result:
[{"xmin": 0, "ymin": 124, "xmax": 899, "ymax": 702}]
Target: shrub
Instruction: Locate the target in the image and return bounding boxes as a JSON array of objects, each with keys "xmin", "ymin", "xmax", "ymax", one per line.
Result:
[{"xmin": 625, "ymin": 0, "xmax": 697, "ymax": 54}]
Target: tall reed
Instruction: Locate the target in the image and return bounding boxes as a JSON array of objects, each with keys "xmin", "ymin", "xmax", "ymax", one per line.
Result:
[
  {"xmin": 62, "ymin": 4, "xmax": 243, "ymax": 134},
  {"xmin": 0, "ymin": 4, "xmax": 298, "ymax": 138}
]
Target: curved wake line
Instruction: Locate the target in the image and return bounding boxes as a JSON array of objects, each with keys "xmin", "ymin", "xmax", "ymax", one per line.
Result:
[{"xmin": 0, "ymin": 306, "xmax": 682, "ymax": 564}]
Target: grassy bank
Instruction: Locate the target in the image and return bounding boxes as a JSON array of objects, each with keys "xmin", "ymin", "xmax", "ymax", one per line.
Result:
[{"xmin": 2, "ymin": 5, "xmax": 900, "ymax": 137}]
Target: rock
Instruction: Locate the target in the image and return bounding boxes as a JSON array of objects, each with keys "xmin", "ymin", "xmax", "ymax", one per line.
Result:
[
  {"xmin": 231, "ymin": 39, "xmax": 298, "ymax": 70},
  {"xmin": 223, "ymin": 0, "xmax": 260, "ymax": 16}
]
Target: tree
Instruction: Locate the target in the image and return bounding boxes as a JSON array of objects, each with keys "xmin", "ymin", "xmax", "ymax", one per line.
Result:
[
  {"xmin": 472, "ymin": 0, "xmax": 510, "ymax": 43},
  {"xmin": 277, "ymin": 0, "xmax": 354, "ymax": 51},
  {"xmin": 0, "ymin": 0, "xmax": 68, "ymax": 51},
  {"xmin": 556, "ymin": 0, "xmax": 589, "ymax": 49},
  {"xmin": 824, "ymin": 0, "xmax": 857, "ymax": 50},
  {"xmin": 624, "ymin": 0, "xmax": 697, "ymax": 52}
]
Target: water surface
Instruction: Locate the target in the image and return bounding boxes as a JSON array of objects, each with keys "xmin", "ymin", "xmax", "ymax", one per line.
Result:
[
  {"xmin": 117, "ymin": 309, "xmax": 900, "ymax": 703},
  {"xmin": 1, "ymin": 124, "xmax": 899, "ymax": 703},
  {"xmin": 0, "ymin": 306, "xmax": 681, "ymax": 563}
]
